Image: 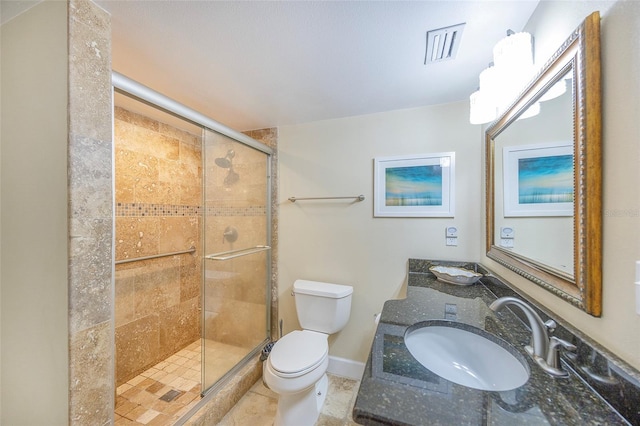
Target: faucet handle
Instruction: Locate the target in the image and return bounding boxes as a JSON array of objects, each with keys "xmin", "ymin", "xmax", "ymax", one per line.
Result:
[
  {"xmin": 551, "ymin": 336, "xmax": 577, "ymax": 352},
  {"xmin": 544, "ymin": 319, "xmax": 557, "ymax": 332},
  {"xmin": 542, "ymin": 336, "xmax": 577, "ymax": 377}
]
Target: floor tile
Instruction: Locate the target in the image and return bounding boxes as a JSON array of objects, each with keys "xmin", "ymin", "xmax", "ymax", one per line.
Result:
[
  {"xmin": 322, "ymin": 375, "xmax": 359, "ymax": 419},
  {"xmin": 218, "ymin": 392, "xmax": 278, "ymax": 426},
  {"xmin": 115, "ymin": 339, "xmax": 361, "ymax": 426},
  {"xmin": 220, "ymin": 373, "xmax": 361, "ymax": 426},
  {"xmin": 136, "ymin": 409, "xmax": 161, "ymax": 424}
]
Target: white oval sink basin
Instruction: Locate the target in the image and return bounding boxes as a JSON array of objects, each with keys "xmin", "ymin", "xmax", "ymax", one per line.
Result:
[{"xmin": 404, "ymin": 323, "xmax": 529, "ymax": 391}]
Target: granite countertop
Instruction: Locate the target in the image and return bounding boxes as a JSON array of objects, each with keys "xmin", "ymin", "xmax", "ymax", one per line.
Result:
[{"xmin": 353, "ymin": 259, "xmax": 639, "ymax": 426}]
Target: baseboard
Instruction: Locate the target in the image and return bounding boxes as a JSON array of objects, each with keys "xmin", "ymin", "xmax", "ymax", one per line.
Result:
[{"xmin": 327, "ymin": 356, "xmax": 365, "ymax": 380}]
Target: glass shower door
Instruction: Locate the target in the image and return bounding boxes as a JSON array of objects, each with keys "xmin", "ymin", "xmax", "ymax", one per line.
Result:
[{"xmin": 201, "ymin": 129, "xmax": 271, "ymax": 393}]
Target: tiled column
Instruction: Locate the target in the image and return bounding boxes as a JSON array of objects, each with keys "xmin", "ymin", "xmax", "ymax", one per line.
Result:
[{"xmin": 67, "ymin": 0, "xmax": 114, "ymax": 424}]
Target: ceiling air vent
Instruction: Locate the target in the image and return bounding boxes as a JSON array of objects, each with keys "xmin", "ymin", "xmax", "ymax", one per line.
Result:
[{"xmin": 425, "ymin": 23, "xmax": 465, "ymax": 64}]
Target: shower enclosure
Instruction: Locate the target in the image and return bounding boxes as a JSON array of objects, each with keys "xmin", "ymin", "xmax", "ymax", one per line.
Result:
[
  {"xmin": 201, "ymin": 129, "xmax": 272, "ymax": 391},
  {"xmin": 112, "ymin": 73, "xmax": 272, "ymax": 417}
]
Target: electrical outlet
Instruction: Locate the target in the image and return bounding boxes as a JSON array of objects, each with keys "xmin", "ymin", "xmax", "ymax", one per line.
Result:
[
  {"xmin": 446, "ymin": 226, "xmax": 458, "ymax": 238},
  {"xmin": 446, "ymin": 237, "xmax": 458, "ymax": 246},
  {"xmin": 500, "ymin": 238, "xmax": 514, "ymax": 248}
]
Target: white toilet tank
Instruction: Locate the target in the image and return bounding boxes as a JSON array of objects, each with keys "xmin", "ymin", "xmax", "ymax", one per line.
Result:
[{"xmin": 293, "ymin": 280, "xmax": 353, "ymax": 334}]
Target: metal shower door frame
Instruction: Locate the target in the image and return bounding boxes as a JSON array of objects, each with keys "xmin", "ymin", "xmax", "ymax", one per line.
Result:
[{"xmin": 112, "ymin": 71, "xmax": 273, "ymax": 413}]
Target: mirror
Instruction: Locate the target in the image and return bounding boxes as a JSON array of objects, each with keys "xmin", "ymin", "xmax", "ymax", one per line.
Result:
[{"xmin": 486, "ymin": 12, "xmax": 602, "ymax": 316}]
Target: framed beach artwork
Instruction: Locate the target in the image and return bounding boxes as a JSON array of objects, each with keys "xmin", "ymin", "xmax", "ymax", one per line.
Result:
[
  {"xmin": 503, "ymin": 142, "xmax": 574, "ymax": 217},
  {"xmin": 374, "ymin": 152, "xmax": 455, "ymax": 217}
]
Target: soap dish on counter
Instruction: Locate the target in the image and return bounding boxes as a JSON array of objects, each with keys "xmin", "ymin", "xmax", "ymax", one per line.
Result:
[{"xmin": 429, "ymin": 266, "xmax": 483, "ymax": 286}]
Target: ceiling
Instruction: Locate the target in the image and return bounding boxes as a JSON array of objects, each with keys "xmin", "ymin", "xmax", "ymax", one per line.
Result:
[{"xmin": 3, "ymin": 1, "xmax": 540, "ymax": 131}]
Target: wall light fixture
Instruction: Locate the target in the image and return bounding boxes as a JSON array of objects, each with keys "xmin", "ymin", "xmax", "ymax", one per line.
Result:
[{"xmin": 469, "ymin": 31, "xmax": 537, "ymax": 124}]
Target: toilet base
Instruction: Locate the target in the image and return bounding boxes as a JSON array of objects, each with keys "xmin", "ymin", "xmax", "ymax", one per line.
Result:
[{"xmin": 274, "ymin": 373, "xmax": 329, "ymax": 426}]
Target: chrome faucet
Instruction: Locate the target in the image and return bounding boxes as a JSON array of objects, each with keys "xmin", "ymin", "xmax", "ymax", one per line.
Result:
[{"xmin": 490, "ymin": 296, "xmax": 576, "ymax": 377}]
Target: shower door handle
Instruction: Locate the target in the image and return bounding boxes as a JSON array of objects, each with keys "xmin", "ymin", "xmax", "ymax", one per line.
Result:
[{"xmin": 205, "ymin": 245, "xmax": 271, "ymax": 261}]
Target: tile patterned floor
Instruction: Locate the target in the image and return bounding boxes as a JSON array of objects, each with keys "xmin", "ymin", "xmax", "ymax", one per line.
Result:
[
  {"xmin": 115, "ymin": 340, "xmax": 202, "ymax": 425},
  {"xmin": 115, "ymin": 338, "xmax": 361, "ymax": 426},
  {"xmin": 218, "ymin": 374, "xmax": 361, "ymax": 426}
]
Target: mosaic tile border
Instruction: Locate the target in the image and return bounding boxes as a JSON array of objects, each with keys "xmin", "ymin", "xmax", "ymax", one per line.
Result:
[
  {"xmin": 116, "ymin": 203, "xmax": 201, "ymax": 217},
  {"xmin": 116, "ymin": 203, "xmax": 267, "ymax": 217}
]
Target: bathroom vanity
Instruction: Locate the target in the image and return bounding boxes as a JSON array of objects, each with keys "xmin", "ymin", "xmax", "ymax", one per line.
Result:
[{"xmin": 353, "ymin": 259, "xmax": 640, "ymax": 425}]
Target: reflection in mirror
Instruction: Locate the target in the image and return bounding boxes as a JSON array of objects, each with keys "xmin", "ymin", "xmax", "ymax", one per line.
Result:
[
  {"xmin": 485, "ymin": 12, "xmax": 602, "ymax": 316},
  {"xmin": 493, "ymin": 68, "xmax": 574, "ymax": 277}
]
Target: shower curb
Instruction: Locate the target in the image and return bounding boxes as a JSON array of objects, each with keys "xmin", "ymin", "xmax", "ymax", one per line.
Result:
[{"xmin": 182, "ymin": 354, "xmax": 262, "ymax": 425}]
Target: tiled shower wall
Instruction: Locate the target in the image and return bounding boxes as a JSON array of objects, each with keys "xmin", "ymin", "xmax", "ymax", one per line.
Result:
[{"xmin": 114, "ymin": 107, "xmax": 202, "ymax": 386}]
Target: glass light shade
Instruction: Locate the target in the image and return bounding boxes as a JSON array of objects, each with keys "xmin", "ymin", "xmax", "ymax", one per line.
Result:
[
  {"xmin": 493, "ymin": 32, "xmax": 533, "ymax": 71},
  {"xmin": 469, "ymin": 90, "xmax": 497, "ymax": 124},
  {"xmin": 469, "ymin": 32, "xmax": 535, "ymax": 125},
  {"xmin": 478, "ymin": 66, "xmax": 499, "ymax": 93},
  {"xmin": 495, "ymin": 67, "xmax": 534, "ymax": 115}
]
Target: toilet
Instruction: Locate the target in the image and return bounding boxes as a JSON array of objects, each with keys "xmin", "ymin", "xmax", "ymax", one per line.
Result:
[{"xmin": 263, "ymin": 279, "xmax": 353, "ymax": 426}]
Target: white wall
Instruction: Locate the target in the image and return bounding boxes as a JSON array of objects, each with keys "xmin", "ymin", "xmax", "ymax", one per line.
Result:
[
  {"xmin": 482, "ymin": 0, "xmax": 640, "ymax": 371},
  {"xmin": 278, "ymin": 101, "xmax": 481, "ymax": 362},
  {"xmin": 0, "ymin": 2, "xmax": 69, "ymax": 423}
]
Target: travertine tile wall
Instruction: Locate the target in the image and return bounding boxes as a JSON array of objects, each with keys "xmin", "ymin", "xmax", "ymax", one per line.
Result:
[
  {"xmin": 114, "ymin": 106, "xmax": 202, "ymax": 385},
  {"xmin": 68, "ymin": 0, "xmax": 114, "ymax": 424}
]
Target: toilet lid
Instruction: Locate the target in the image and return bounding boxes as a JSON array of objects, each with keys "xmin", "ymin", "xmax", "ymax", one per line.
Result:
[{"xmin": 269, "ymin": 330, "xmax": 328, "ymax": 375}]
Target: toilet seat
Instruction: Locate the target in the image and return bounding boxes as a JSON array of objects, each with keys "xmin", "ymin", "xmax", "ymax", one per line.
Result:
[{"xmin": 269, "ymin": 330, "xmax": 328, "ymax": 378}]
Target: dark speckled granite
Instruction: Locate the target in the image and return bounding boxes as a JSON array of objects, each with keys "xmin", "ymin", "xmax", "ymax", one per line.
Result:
[{"xmin": 353, "ymin": 259, "xmax": 640, "ymax": 426}]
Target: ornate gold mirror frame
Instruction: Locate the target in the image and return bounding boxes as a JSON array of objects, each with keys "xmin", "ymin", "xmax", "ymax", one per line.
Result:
[{"xmin": 486, "ymin": 12, "xmax": 602, "ymax": 316}]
